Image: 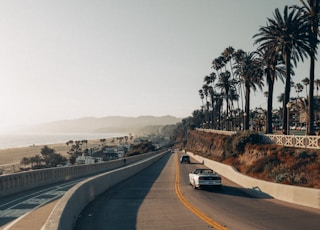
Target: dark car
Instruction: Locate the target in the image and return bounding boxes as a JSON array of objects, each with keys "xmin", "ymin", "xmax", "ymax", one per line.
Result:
[{"xmin": 180, "ymin": 155, "xmax": 190, "ymax": 163}]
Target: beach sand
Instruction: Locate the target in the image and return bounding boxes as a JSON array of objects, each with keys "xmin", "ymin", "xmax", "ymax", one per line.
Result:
[{"xmin": 0, "ymin": 139, "xmax": 106, "ymax": 174}]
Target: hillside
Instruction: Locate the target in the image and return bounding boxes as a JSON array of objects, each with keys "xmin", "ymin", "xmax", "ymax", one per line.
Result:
[
  {"xmin": 177, "ymin": 129, "xmax": 320, "ymax": 189},
  {"xmin": 24, "ymin": 115, "xmax": 182, "ymax": 134}
]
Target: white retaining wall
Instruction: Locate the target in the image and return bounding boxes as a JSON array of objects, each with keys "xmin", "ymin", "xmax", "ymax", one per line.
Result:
[
  {"xmin": 0, "ymin": 151, "xmax": 160, "ymax": 197},
  {"xmin": 42, "ymin": 151, "xmax": 168, "ymax": 230},
  {"xmin": 188, "ymin": 151, "xmax": 320, "ymax": 209}
]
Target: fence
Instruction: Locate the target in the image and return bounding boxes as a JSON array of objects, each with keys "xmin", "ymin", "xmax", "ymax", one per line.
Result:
[
  {"xmin": 196, "ymin": 128, "xmax": 320, "ymax": 149},
  {"xmin": 266, "ymin": 134, "xmax": 320, "ymax": 149}
]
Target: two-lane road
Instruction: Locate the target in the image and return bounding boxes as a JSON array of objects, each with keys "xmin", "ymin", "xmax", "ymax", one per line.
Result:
[{"xmin": 75, "ymin": 151, "xmax": 320, "ymax": 230}]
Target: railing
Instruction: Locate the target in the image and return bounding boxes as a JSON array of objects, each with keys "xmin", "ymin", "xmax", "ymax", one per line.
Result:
[
  {"xmin": 266, "ymin": 134, "xmax": 320, "ymax": 149},
  {"xmin": 196, "ymin": 128, "xmax": 320, "ymax": 149}
]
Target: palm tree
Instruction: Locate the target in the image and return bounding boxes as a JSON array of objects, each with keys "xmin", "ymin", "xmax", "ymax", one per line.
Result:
[
  {"xmin": 295, "ymin": 0, "xmax": 320, "ymax": 135},
  {"xmin": 255, "ymin": 48, "xmax": 285, "ymax": 133},
  {"xmin": 228, "ymin": 88, "xmax": 240, "ymax": 130},
  {"xmin": 201, "ymin": 84, "xmax": 210, "ymax": 127},
  {"xmin": 254, "ymin": 6, "xmax": 312, "ymax": 134},
  {"xmin": 302, "ymin": 77, "xmax": 310, "ymax": 98},
  {"xmin": 315, "ymin": 79, "xmax": 320, "ymax": 96},
  {"xmin": 198, "ymin": 89, "xmax": 205, "ymax": 109},
  {"xmin": 204, "ymin": 72, "xmax": 217, "ymax": 128},
  {"xmin": 212, "ymin": 56, "xmax": 225, "ymax": 73},
  {"xmin": 222, "ymin": 46, "xmax": 235, "ymax": 73},
  {"xmin": 20, "ymin": 157, "xmax": 30, "ymax": 169},
  {"xmin": 295, "ymin": 83, "xmax": 304, "ymax": 97},
  {"xmin": 204, "ymin": 72, "xmax": 216, "ymax": 87},
  {"xmin": 302, "ymin": 77, "xmax": 311, "ymax": 130},
  {"xmin": 233, "ymin": 51, "xmax": 264, "ymax": 130},
  {"xmin": 215, "ymin": 70, "xmax": 237, "ymax": 130},
  {"xmin": 100, "ymin": 138, "xmax": 106, "ymax": 147}
]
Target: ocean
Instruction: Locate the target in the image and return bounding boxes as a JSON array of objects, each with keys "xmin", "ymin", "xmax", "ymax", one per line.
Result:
[{"xmin": 0, "ymin": 133, "xmax": 125, "ymax": 149}]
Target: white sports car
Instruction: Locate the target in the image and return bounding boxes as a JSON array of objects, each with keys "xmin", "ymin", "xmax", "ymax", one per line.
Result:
[{"xmin": 189, "ymin": 168, "xmax": 222, "ymax": 190}]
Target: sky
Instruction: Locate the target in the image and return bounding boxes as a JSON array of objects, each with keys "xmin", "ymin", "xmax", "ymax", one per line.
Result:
[{"xmin": 0, "ymin": 0, "xmax": 317, "ymax": 131}]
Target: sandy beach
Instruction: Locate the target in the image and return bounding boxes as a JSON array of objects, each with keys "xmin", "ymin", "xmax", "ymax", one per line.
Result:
[{"xmin": 0, "ymin": 139, "xmax": 106, "ymax": 174}]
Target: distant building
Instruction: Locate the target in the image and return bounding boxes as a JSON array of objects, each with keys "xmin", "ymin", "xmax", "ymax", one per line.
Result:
[
  {"xmin": 75, "ymin": 154, "xmax": 103, "ymax": 164},
  {"xmin": 291, "ymin": 96, "xmax": 320, "ymax": 128}
]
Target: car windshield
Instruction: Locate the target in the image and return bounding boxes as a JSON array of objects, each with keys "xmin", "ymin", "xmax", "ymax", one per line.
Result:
[{"xmin": 194, "ymin": 169, "xmax": 213, "ymax": 174}]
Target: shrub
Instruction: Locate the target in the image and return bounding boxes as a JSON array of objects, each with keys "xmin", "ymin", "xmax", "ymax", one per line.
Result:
[
  {"xmin": 223, "ymin": 131, "xmax": 269, "ymax": 157},
  {"xmin": 247, "ymin": 157, "xmax": 269, "ymax": 174}
]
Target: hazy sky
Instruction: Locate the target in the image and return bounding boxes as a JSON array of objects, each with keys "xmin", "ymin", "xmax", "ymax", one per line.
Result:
[{"xmin": 0, "ymin": 0, "xmax": 317, "ymax": 131}]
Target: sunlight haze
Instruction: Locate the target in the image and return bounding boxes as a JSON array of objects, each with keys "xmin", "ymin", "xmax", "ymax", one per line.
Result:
[{"xmin": 0, "ymin": 0, "xmax": 316, "ymax": 131}]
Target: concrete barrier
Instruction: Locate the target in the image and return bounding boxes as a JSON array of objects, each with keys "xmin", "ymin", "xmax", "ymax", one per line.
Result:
[
  {"xmin": 42, "ymin": 150, "xmax": 168, "ymax": 230},
  {"xmin": 0, "ymin": 151, "xmax": 161, "ymax": 197},
  {"xmin": 187, "ymin": 151, "xmax": 320, "ymax": 209}
]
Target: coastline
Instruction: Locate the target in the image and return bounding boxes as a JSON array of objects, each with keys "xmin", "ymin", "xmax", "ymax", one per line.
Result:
[{"xmin": 0, "ymin": 138, "xmax": 109, "ymax": 174}]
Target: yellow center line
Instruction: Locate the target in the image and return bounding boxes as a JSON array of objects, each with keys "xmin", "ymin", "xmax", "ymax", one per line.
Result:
[{"xmin": 175, "ymin": 153, "xmax": 228, "ymax": 230}]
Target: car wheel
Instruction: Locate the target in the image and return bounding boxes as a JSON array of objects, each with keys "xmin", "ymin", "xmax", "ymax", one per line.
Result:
[{"xmin": 192, "ymin": 180, "xmax": 197, "ymax": 189}]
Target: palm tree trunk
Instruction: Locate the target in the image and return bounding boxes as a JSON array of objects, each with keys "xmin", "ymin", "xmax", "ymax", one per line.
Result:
[
  {"xmin": 283, "ymin": 52, "xmax": 291, "ymax": 135},
  {"xmin": 308, "ymin": 54, "xmax": 315, "ymax": 135},
  {"xmin": 226, "ymin": 89, "xmax": 229, "ymax": 130},
  {"xmin": 245, "ymin": 83, "xmax": 250, "ymax": 130},
  {"xmin": 266, "ymin": 72, "xmax": 274, "ymax": 134}
]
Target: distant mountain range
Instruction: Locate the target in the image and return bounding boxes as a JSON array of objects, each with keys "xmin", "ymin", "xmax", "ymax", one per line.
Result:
[{"xmin": 28, "ymin": 115, "xmax": 183, "ymax": 134}]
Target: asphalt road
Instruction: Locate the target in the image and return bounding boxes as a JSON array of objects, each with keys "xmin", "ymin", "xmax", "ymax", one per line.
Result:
[
  {"xmin": 0, "ymin": 178, "xmax": 85, "ymax": 228},
  {"xmin": 75, "ymin": 151, "xmax": 320, "ymax": 230},
  {"xmin": 74, "ymin": 152, "xmax": 210, "ymax": 230}
]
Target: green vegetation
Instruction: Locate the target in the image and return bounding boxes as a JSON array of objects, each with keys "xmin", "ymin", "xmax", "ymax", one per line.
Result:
[
  {"xmin": 188, "ymin": 1, "xmax": 320, "ymax": 136},
  {"xmin": 223, "ymin": 131, "xmax": 270, "ymax": 158},
  {"xmin": 125, "ymin": 140, "xmax": 156, "ymax": 157},
  {"xmin": 20, "ymin": 145, "xmax": 67, "ymax": 170},
  {"xmin": 176, "ymin": 129, "xmax": 320, "ymax": 188}
]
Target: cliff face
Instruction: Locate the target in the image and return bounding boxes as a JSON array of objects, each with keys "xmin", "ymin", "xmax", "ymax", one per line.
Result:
[
  {"xmin": 184, "ymin": 130, "xmax": 228, "ymax": 159},
  {"xmin": 178, "ymin": 129, "xmax": 320, "ymax": 188}
]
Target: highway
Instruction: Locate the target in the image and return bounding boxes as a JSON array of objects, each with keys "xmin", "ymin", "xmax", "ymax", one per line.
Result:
[
  {"xmin": 75, "ymin": 151, "xmax": 320, "ymax": 230},
  {"xmin": 0, "ymin": 177, "xmax": 88, "ymax": 227}
]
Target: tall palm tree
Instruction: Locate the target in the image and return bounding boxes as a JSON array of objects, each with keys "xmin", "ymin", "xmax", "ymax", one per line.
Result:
[
  {"xmin": 204, "ymin": 72, "xmax": 217, "ymax": 127},
  {"xmin": 204, "ymin": 72, "xmax": 216, "ymax": 87},
  {"xmin": 212, "ymin": 56, "xmax": 225, "ymax": 73},
  {"xmin": 315, "ymin": 79, "xmax": 320, "ymax": 96},
  {"xmin": 295, "ymin": 0, "xmax": 320, "ymax": 135},
  {"xmin": 302, "ymin": 77, "xmax": 310, "ymax": 98},
  {"xmin": 224, "ymin": 47, "xmax": 240, "ymax": 112},
  {"xmin": 302, "ymin": 77, "xmax": 311, "ymax": 130},
  {"xmin": 199, "ymin": 89, "xmax": 205, "ymax": 109},
  {"xmin": 215, "ymin": 70, "xmax": 237, "ymax": 130},
  {"xmin": 233, "ymin": 51, "xmax": 264, "ymax": 130},
  {"xmin": 222, "ymin": 46, "xmax": 235, "ymax": 73},
  {"xmin": 233, "ymin": 49, "xmax": 246, "ymax": 114},
  {"xmin": 254, "ymin": 6, "xmax": 312, "ymax": 134},
  {"xmin": 295, "ymin": 83, "xmax": 304, "ymax": 98},
  {"xmin": 202, "ymin": 84, "xmax": 210, "ymax": 127},
  {"xmin": 228, "ymin": 88, "xmax": 240, "ymax": 130},
  {"xmin": 255, "ymin": 48, "xmax": 285, "ymax": 133}
]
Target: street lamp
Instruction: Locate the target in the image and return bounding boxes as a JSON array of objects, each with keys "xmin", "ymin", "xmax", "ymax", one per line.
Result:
[{"xmin": 286, "ymin": 102, "xmax": 291, "ymax": 135}]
